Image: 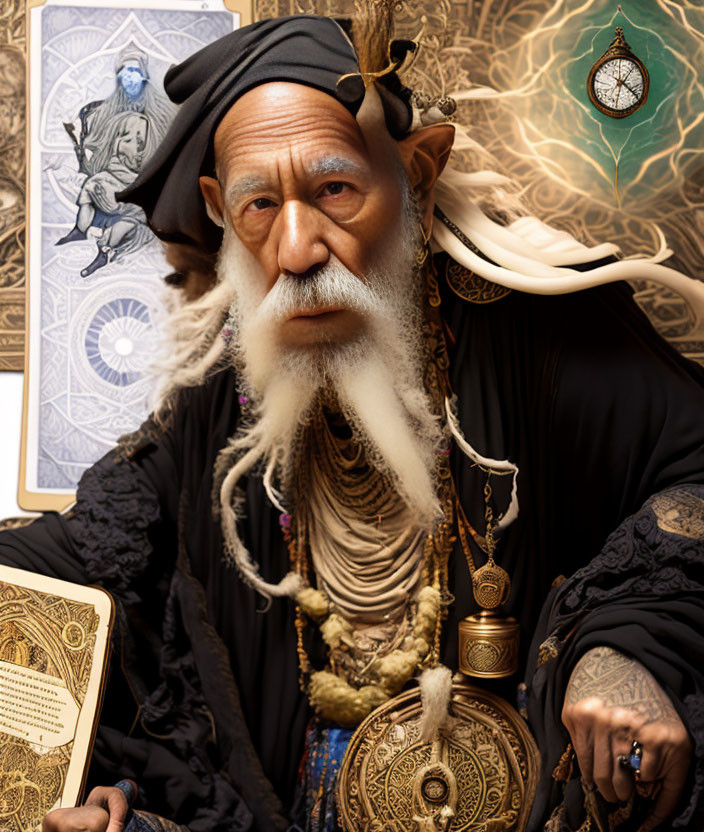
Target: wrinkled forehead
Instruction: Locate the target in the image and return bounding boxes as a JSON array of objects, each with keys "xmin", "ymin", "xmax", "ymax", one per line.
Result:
[{"xmin": 213, "ymin": 82, "xmax": 373, "ymax": 180}]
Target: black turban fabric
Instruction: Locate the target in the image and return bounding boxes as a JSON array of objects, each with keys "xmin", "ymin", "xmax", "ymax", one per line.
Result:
[{"xmin": 120, "ymin": 15, "xmax": 411, "ymax": 252}]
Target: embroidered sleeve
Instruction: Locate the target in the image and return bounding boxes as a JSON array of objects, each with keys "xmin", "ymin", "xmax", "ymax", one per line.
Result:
[
  {"xmin": 126, "ymin": 811, "xmax": 190, "ymax": 832},
  {"xmin": 526, "ymin": 484, "xmax": 704, "ymax": 831}
]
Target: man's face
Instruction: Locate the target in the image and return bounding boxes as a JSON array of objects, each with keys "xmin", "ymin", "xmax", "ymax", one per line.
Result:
[
  {"xmin": 119, "ymin": 62, "xmax": 147, "ymax": 99},
  {"xmin": 210, "ymin": 82, "xmax": 408, "ymax": 349}
]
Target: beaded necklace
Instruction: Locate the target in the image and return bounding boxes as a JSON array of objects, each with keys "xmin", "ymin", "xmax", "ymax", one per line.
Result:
[{"xmin": 279, "ymin": 262, "xmax": 457, "ymax": 727}]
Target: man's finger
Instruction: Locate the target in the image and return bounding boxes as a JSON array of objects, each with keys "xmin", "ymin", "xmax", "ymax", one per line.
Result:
[
  {"xmin": 562, "ymin": 701, "xmax": 596, "ymax": 787},
  {"xmin": 572, "ymin": 732, "xmax": 595, "ymax": 787},
  {"xmin": 638, "ymin": 758, "xmax": 689, "ymax": 832},
  {"xmin": 593, "ymin": 722, "xmax": 619, "ymax": 804},
  {"xmin": 609, "ymin": 715, "xmax": 638, "ymax": 804},
  {"xmin": 42, "ymin": 805, "xmax": 110, "ymax": 831},
  {"xmin": 637, "ymin": 741, "xmax": 661, "ymax": 785},
  {"xmin": 85, "ymin": 785, "xmax": 132, "ymax": 832},
  {"xmin": 612, "ymin": 751, "xmax": 635, "ymax": 802},
  {"xmin": 635, "ymin": 780, "xmax": 659, "ymax": 801}
]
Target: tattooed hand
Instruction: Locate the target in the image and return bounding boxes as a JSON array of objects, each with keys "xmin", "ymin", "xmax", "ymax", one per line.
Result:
[{"xmin": 563, "ymin": 646, "xmax": 692, "ymax": 832}]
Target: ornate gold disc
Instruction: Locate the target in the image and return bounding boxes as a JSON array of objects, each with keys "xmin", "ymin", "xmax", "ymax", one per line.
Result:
[
  {"xmin": 471, "ymin": 561, "xmax": 510, "ymax": 609},
  {"xmin": 336, "ymin": 679, "xmax": 540, "ymax": 831}
]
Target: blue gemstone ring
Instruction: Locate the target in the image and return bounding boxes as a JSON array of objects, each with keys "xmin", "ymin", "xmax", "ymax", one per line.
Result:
[{"xmin": 618, "ymin": 740, "xmax": 643, "ymax": 781}]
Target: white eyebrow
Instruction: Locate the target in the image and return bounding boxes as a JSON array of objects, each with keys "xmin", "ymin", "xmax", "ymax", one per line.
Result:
[
  {"xmin": 223, "ymin": 157, "xmax": 365, "ymax": 205},
  {"xmin": 224, "ymin": 176, "xmax": 269, "ymax": 206},
  {"xmin": 306, "ymin": 156, "xmax": 364, "ymax": 177}
]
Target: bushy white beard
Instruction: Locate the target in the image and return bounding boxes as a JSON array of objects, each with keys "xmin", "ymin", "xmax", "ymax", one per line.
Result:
[{"xmin": 217, "ymin": 193, "xmax": 443, "ymax": 600}]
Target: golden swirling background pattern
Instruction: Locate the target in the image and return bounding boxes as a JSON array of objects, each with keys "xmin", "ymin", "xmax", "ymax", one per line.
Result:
[
  {"xmin": 0, "ymin": 0, "xmax": 25, "ymax": 371},
  {"xmin": 1, "ymin": 1, "xmax": 702, "ymax": 368},
  {"xmin": 255, "ymin": 0, "xmax": 704, "ymax": 362}
]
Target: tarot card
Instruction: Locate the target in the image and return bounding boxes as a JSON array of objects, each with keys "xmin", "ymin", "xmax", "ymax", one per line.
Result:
[
  {"xmin": 0, "ymin": 564, "xmax": 114, "ymax": 827},
  {"xmin": 20, "ymin": 0, "xmax": 248, "ymax": 510}
]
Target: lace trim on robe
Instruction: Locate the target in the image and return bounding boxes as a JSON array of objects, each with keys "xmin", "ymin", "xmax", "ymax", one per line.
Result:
[{"xmin": 68, "ymin": 426, "xmax": 162, "ymax": 599}]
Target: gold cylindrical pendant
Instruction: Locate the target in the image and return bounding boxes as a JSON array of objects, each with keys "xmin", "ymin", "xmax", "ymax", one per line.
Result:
[{"xmin": 458, "ymin": 611, "xmax": 520, "ymax": 679}]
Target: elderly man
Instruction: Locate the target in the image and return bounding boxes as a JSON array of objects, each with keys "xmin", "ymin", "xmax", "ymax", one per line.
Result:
[{"xmin": 2, "ymin": 13, "xmax": 704, "ymax": 832}]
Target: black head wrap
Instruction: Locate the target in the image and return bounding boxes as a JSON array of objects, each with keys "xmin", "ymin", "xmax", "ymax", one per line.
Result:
[{"xmin": 119, "ymin": 15, "xmax": 412, "ymax": 252}]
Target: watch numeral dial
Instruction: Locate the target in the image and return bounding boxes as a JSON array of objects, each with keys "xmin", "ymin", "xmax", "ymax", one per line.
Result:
[
  {"xmin": 587, "ymin": 26, "xmax": 649, "ymax": 118},
  {"xmin": 593, "ymin": 59, "xmax": 644, "ymax": 110}
]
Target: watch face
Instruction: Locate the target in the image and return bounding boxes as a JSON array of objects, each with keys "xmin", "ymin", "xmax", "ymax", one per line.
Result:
[{"xmin": 591, "ymin": 58, "xmax": 646, "ymax": 113}]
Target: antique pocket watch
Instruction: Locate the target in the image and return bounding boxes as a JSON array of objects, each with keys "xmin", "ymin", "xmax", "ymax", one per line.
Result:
[{"xmin": 587, "ymin": 25, "xmax": 649, "ymax": 118}]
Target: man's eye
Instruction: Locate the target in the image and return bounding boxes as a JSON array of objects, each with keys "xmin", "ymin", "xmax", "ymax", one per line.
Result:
[
  {"xmin": 248, "ymin": 197, "xmax": 275, "ymax": 211},
  {"xmin": 322, "ymin": 182, "xmax": 348, "ymax": 196}
]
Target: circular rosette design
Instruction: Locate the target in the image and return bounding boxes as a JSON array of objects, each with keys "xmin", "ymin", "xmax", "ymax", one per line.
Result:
[
  {"xmin": 61, "ymin": 621, "xmax": 87, "ymax": 651},
  {"xmin": 84, "ymin": 298, "xmax": 152, "ymax": 387},
  {"xmin": 337, "ymin": 680, "xmax": 539, "ymax": 831}
]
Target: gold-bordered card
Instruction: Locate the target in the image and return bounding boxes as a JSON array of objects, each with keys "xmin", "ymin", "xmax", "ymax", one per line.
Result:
[
  {"xmin": 0, "ymin": 564, "xmax": 115, "ymax": 830},
  {"xmin": 19, "ymin": 0, "xmax": 250, "ymax": 511}
]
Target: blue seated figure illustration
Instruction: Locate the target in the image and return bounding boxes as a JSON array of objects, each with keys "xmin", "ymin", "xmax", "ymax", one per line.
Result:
[{"xmin": 58, "ymin": 45, "xmax": 175, "ymax": 277}]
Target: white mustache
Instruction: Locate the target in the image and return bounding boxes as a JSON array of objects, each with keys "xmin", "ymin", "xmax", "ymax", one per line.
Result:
[{"xmin": 259, "ymin": 261, "xmax": 381, "ymax": 322}]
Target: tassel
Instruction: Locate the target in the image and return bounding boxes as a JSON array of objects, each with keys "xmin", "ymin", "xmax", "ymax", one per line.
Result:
[{"xmin": 418, "ymin": 665, "xmax": 452, "ymax": 743}]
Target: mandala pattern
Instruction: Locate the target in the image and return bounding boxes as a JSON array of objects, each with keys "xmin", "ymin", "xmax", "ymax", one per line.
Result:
[
  {"xmin": 337, "ymin": 681, "xmax": 539, "ymax": 831},
  {"xmin": 84, "ymin": 298, "xmax": 152, "ymax": 388}
]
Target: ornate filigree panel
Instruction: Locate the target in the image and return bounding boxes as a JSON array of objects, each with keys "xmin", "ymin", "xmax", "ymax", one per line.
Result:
[
  {"xmin": 0, "ymin": 0, "xmax": 25, "ymax": 371},
  {"xmin": 252, "ymin": 0, "xmax": 704, "ymax": 364},
  {"xmin": 0, "ymin": 579, "xmax": 100, "ymax": 831}
]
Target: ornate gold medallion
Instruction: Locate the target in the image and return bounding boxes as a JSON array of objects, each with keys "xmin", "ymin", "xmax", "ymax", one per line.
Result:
[
  {"xmin": 471, "ymin": 560, "xmax": 510, "ymax": 609},
  {"xmin": 336, "ymin": 679, "xmax": 540, "ymax": 831},
  {"xmin": 455, "ymin": 479, "xmax": 520, "ymax": 679}
]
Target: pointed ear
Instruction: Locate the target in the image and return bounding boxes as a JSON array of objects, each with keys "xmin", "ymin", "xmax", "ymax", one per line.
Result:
[
  {"xmin": 199, "ymin": 176, "xmax": 225, "ymax": 228},
  {"xmin": 397, "ymin": 124, "xmax": 455, "ymax": 231}
]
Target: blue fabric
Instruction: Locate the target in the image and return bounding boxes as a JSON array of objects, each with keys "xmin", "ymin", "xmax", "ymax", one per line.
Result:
[{"xmin": 294, "ymin": 721, "xmax": 353, "ymax": 832}]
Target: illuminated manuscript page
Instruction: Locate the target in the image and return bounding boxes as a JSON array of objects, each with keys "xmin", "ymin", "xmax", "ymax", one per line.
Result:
[{"xmin": 0, "ymin": 564, "xmax": 114, "ymax": 831}]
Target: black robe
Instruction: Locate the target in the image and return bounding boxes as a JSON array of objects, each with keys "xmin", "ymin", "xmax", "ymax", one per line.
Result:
[{"xmin": 2, "ymin": 266, "xmax": 704, "ymax": 830}]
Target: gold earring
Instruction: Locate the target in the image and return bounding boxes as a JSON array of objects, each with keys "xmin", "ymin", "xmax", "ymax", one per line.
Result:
[{"xmin": 416, "ymin": 222, "xmax": 431, "ymax": 266}]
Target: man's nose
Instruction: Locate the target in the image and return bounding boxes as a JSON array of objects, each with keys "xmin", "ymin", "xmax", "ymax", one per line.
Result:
[{"xmin": 276, "ymin": 200, "xmax": 329, "ymax": 276}]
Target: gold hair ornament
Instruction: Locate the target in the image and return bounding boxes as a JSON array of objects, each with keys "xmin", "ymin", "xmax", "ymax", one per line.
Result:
[{"xmin": 336, "ymin": 38, "xmax": 418, "ymax": 101}]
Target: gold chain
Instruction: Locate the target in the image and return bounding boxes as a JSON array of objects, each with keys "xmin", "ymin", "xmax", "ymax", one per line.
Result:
[{"xmin": 483, "ymin": 477, "xmax": 496, "ymax": 560}]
